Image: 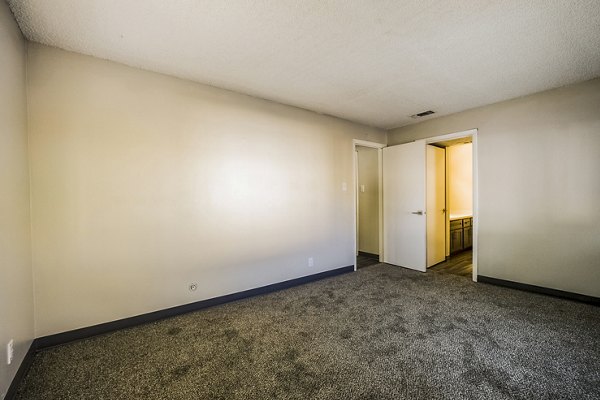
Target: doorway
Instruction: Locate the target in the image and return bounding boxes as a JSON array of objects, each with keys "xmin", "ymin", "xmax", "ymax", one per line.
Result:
[
  {"xmin": 352, "ymin": 140, "xmax": 385, "ymax": 270},
  {"xmin": 381, "ymin": 129, "xmax": 478, "ymax": 281},
  {"xmin": 426, "ymin": 137, "xmax": 474, "ymax": 278}
]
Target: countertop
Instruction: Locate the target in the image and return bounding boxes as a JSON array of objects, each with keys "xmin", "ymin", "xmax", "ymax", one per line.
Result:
[{"xmin": 449, "ymin": 214, "xmax": 472, "ymax": 220}]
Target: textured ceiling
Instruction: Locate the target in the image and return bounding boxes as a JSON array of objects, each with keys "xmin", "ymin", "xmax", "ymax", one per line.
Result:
[{"xmin": 8, "ymin": 0, "xmax": 600, "ymax": 129}]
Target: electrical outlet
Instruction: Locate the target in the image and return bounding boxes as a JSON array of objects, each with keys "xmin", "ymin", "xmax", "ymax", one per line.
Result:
[
  {"xmin": 7, "ymin": 339, "xmax": 14, "ymax": 365},
  {"xmin": 308, "ymin": 257, "xmax": 314, "ymax": 267}
]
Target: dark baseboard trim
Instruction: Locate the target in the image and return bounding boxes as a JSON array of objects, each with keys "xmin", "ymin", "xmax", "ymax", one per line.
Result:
[
  {"xmin": 35, "ymin": 265, "xmax": 354, "ymax": 350},
  {"xmin": 8, "ymin": 265, "xmax": 354, "ymax": 396},
  {"xmin": 478, "ymin": 275, "xmax": 599, "ymax": 306},
  {"xmin": 5, "ymin": 341, "xmax": 37, "ymax": 400}
]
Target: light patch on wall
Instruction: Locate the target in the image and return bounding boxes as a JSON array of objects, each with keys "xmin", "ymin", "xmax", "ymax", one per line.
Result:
[
  {"xmin": 209, "ymin": 157, "xmax": 290, "ymax": 219},
  {"xmin": 447, "ymin": 143, "xmax": 472, "ymax": 217}
]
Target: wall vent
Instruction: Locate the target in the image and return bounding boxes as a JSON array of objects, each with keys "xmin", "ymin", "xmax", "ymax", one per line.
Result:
[{"xmin": 410, "ymin": 110, "xmax": 435, "ymax": 118}]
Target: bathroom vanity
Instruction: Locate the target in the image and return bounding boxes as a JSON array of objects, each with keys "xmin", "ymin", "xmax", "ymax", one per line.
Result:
[{"xmin": 449, "ymin": 215, "xmax": 473, "ymax": 254}]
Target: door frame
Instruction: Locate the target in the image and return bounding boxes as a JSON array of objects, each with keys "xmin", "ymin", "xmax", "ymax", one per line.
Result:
[
  {"xmin": 352, "ymin": 139, "xmax": 386, "ymax": 271},
  {"xmin": 425, "ymin": 129, "xmax": 478, "ymax": 282}
]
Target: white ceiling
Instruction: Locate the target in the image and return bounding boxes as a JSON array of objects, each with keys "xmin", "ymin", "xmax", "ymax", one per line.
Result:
[{"xmin": 8, "ymin": 0, "xmax": 600, "ymax": 129}]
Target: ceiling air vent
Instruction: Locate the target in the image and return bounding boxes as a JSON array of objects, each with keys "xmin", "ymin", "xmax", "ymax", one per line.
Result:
[{"xmin": 410, "ymin": 110, "xmax": 435, "ymax": 119}]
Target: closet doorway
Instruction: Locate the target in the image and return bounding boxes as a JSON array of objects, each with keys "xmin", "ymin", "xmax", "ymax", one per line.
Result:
[{"xmin": 353, "ymin": 140, "xmax": 385, "ymax": 270}]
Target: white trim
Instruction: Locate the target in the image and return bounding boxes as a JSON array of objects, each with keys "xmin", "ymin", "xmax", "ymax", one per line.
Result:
[
  {"xmin": 472, "ymin": 132, "xmax": 479, "ymax": 282},
  {"xmin": 353, "ymin": 139, "xmax": 386, "ymax": 149},
  {"xmin": 377, "ymin": 148, "xmax": 383, "ymax": 261},
  {"xmin": 425, "ymin": 129, "xmax": 478, "ymax": 282},
  {"xmin": 425, "ymin": 129, "xmax": 477, "ymax": 145},
  {"xmin": 354, "ymin": 148, "xmax": 359, "ymax": 258},
  {"xmin": 352, "ymin": 139, "xmax": 385, "ymax": 271}
]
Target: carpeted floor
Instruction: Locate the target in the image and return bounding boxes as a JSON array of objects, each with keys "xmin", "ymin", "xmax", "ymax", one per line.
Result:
[{"xmin": 16, "ymin": 264, "xmax": 600, "ymax": 400}]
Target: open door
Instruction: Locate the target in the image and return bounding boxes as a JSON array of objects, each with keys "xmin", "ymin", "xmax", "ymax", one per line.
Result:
[
  {"xmin": 383, "ymin": 140, "xmax": 427, "ymax": 271},
  {"xmin": 426, "ymin": 145, "xmax": 446, "ymax": 267}
]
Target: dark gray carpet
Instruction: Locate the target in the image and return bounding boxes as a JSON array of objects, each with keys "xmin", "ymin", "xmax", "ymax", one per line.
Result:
[{"xmin": 16, "ymin": 264, "xmax": 600, "ymax": 399}]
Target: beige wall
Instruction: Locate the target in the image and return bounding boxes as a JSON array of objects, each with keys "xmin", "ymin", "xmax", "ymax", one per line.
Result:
[
  {"xmin": 27, "ymin": 44, "xmax": 386, "ymax": 337},
  {"xmin": 356, "ymin": 146, "xmax": 379, "ymax": 255},
  {"xmin": 0, "ymin": 3, "xmax": 34, "ymax": 398},
  {"xmin": 389, "ymin": 79, "xmax": 600, "ymax": 297},
  {"xmin": 447, "ymin": 143, "xmax": 473, "ymax": 217}
]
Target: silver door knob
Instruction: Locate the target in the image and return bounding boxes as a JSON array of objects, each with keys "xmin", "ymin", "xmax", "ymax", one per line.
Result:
[{"xmin": 411, "ymin": 210, "xmax": 424, "ymax": 215}]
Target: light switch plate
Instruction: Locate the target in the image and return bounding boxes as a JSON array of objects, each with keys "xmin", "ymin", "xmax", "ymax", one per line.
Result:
[{"xmin": 7, "ymin": 339, "xmax": 14, "ymax": 365}]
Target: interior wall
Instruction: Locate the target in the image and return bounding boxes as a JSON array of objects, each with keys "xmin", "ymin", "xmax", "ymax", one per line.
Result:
[
  {"xmin": 356, "ymin": 146, "xmax": 379, "ymax": 255},
  {"xmin": 447, "ymin": 143, "xmax": 473, "ymax": 217},
  {"xmin": 26, "ymin": 44, "xmax": 386, "ymax": 337},
  {"xmin": 0, "ymin": 3, "xmax": 34, "ymax": 397},
  {"xmin": 388, "ymin": 78, "xmax": 600, "ymax": 297}
]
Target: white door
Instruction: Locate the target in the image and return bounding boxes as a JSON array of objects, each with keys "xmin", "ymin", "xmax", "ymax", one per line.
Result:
[
  {"xmin": 426, "ymin": 145, "xmax": 446, "ymax": 267},
  {"xmin": 383, "ymin": 140, "xmax": 427, "ymax": 271}
]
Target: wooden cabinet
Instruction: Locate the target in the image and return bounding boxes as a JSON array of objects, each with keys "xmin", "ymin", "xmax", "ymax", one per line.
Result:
[
  {"xmin": 450, "ymin": 217, "xmax": 472, "ymax": 254},
  {"xmin": 450, "ymin": 219, "xmax": 463, "ymax": 230},
  {"xmin": 463, "ymin": 226, "xmax": 473, "ymax": 248},
  {"xmin": 450, "ymin": 228, "xmax": 463, "ymax": 253}
]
